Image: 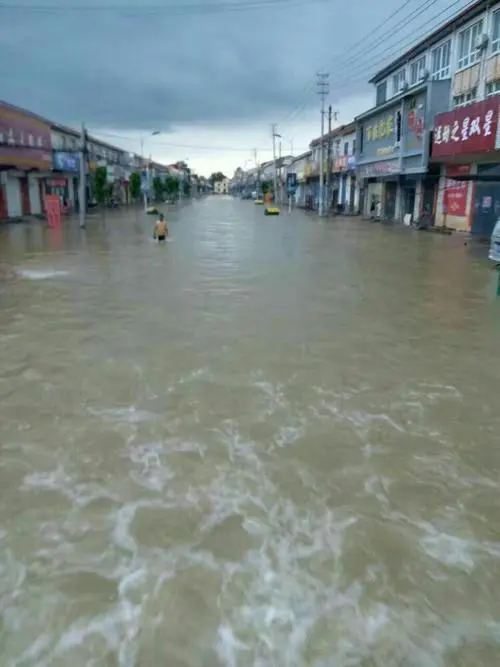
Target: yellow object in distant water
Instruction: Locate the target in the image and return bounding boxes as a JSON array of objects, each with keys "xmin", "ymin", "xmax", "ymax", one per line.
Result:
[
  {"xmin": 264, "ymin": 207, "xmax": 280, "ymax": 216},
  {"xmin": 254, "ymin": 199, "xmax": 264, "ymax": 205}
]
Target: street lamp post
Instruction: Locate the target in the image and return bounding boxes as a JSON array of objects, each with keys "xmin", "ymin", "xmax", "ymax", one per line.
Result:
[{"xmin": 141, "ymin": 130, "xmax": 160, "ymax": 211}]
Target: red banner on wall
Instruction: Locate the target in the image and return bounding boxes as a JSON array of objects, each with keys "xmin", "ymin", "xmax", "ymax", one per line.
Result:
[
  {"xmin": 443, "ymin": 165, "xmax": 470, "ymax": 217},
  {"xmin": 432, "ymin": 99, "xmax": 500, "ymax": 158}
]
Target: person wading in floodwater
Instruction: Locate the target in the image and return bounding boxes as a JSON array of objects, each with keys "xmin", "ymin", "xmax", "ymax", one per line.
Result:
[{"xmin": 153, "ymin": 213, "xmax": 168, "ymax": 242}]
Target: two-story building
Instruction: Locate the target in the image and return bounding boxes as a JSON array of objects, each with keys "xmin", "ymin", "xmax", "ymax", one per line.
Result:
[
  {"xmin": 426, "ymin": 0, "xmax": 500, "ymax": 236},
  {"xmin": 0, "ymin": 101, "xmax": 52, "ymax": 220},
  {"xmin": 285, "ymin": 150, "xmax": 312, "ymax": 207},
  {"xmin": 49, "ymin": 122, "xmax": 81, "ymax": 211},
  {"xmin": 307, "ymin": 123, "xmax": 358, "ymax": 212},
  {"xmin": 357, "ymin": 0, "xmax": 500, "ymax": 231},
  {"xmin": 214, "ymin": 178, "xmax": 230, "ymax": 195},
  {"xmin": 356, "ymin": 74, "xmax": 450, "ymax": 221},
  {"xmin": 329, "ymin": 123, "xmax": 358, "ymax": 213}
]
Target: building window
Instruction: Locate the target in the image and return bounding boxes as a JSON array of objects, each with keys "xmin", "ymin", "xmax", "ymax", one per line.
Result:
[
  {"xmin": 431, "ymin": 40, "xmax": 451, "ymax": 79},
  {"xmin": 343, "ymin": 141, "xmax": 349, "ymax": 155},
  {"xmin": 376, "ymin": 81, "xmax": 387, "ymax": 105},
  {"xmin": 359, "ymin": 125, "xmax": 364, "ymax": 154},
  {"xmin": 457, "ymin": 20, "xmax": 483, "ymax": 70},
  {"xmin": 396, "ymin": 111, "xmax": 402, "ymax": 143},
  {"xmin": 486, "ymin": 80, "xmax": 500, "ymax": 97},
  {"xmin": 392, "ymin": 70, "xmax": 406, "ymax": 95},
  {"xmin": 452, "ymin": 87, "xmax": 478, "ymax": 107},
  {"xmin": 352, "ymin": 138, "xmax": 356, "ymax": 155},
  {"xmin": 410, "ymin": 56, "xmax": 426, "ymax": 85},
  {"xmin": 492, "ymin": 10, "xmax": 500, "ymax": 55}
]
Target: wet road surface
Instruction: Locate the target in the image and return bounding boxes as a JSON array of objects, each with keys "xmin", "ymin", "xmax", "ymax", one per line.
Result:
[{"xmin": 1, "ymin": 197, "xmax": 500, "ymax": 666}]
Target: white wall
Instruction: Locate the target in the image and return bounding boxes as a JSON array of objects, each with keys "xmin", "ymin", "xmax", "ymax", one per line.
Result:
[
  {"xmin": 5, "ymin": 175, "xmax": 21, "ymax": 218},
  {"xmin": 28, "ymin": 175, "xmax": 41, "ymax": 215},
  {"xmin": 373, "ymin": 2, "xmax": 500, "ymax": 107}
]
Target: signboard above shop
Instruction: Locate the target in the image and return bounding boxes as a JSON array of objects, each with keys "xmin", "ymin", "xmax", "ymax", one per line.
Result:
[
  {"xmin": 53, "ymin": 151, "xmax": 79, "ymax": 173},
  {"xmin": 0, "ymin": 102, "xmax": 52, "ymax": 170},
  {"xmin": 432, "ymin": 99, "xmax": 500, "ymax": 158},
  {"xmin": 357, "ymin": 159, "xmax": 399, "ymax": 179},
  {"xmin": 359, "ymin": 106, "xmax": 400, "ymax": 161}
]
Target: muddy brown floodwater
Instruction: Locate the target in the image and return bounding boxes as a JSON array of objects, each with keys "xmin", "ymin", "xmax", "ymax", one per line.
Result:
[{"xmin": 0, "ymin": 197, "xmax": 500, "ymax": 666}]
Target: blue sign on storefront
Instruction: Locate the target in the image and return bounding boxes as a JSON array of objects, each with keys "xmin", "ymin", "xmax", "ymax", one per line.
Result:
[
  {"xmin": 286, "ymin": 172, "xmax": 297, "ymax": 193},
  {"xmin": 140, "ymin": 170, "xmax": 150, "ymax": 193},
  {"xmin": 53, "ymin": 151, "xmax": 80, "ymax": 172}
]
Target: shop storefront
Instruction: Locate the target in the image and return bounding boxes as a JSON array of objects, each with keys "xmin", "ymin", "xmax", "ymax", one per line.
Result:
[
  {"xmin": 356, "ymin": 79, "xmax": 450, "ymax": 222},
  {"xmin": 45, "ymin": 177, "xmax": 69, "ymax": 209},
  {"xmin": 357, "ymin": 159, "xmax": 400, "ymax": 217},
  {"xmin": 430, "ymin": 97, "xmax": 500, "ymax": 233},
  {"xmin": 52, "ymin": 151, "xmax": 80, "ymax": 210},
  {"xmin": 333, "ymin": 155, "xmax": 358, "ymax": 213},
  {"xmin": 0, "ymin": 102, "xmax": 52, "ymax": 219},
  {"xmin": 356, "ymin": 102, "xmax": 402, "ymax": 218}
]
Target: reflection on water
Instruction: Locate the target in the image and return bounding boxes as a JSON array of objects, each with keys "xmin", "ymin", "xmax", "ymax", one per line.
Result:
[{"xmin": 0, "ymin": 201, "xmax": 500, "ymax": 666}]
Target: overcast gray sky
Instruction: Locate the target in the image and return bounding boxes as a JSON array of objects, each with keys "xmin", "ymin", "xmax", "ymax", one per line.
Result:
[{"xmin": 0, "ymin": 0, "xmax": 471, "ymax": 174}]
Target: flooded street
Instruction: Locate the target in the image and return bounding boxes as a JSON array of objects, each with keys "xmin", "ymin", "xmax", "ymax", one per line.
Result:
[{"xmin": 1, "ymin": 197, "xmax": 500, "ymax": 666}]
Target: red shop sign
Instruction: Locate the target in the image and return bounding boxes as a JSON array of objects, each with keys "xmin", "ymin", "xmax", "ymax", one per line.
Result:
[
  {"xmin": 432, "ymin": 99, "xmax": 500, "ymax": 158},
  {"xmin": 443, "ymin": 165, "xmax": 470, "ymax": 217}
]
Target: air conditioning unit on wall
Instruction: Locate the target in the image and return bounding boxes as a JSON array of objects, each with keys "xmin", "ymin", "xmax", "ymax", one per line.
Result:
[{"xmin": 475, "ymin": 34, "xmax": 489, "ymax": 51}]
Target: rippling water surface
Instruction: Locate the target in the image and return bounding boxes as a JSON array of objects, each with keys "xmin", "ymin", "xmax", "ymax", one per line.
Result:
[{"xmin": 1, "ymin": 198, "xmax": 500, "ymax": 666}]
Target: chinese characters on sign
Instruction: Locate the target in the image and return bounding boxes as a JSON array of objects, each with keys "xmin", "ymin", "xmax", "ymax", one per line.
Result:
[
  {"xmin": 443, "ymin": 165, "xmax": 470, "ymax": 217},
  {"xmin": 366, "ymin": 113, "xmax": 395, "ymax": 141},
  {"xmin": 432, "ymin": 100, "xmax": 499, "ymax": 157},
  {"xmin": 0, "ymin": 102, "xmax": 52, "ymax": 170}
]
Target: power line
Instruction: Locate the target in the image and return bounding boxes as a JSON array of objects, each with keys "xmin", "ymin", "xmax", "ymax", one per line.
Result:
[
  {"xmin": 280, "ymin": 0, "xmax": 471, "ymax": 130},
  {"xmin": 278, "ymin": 0, "xmax": 421, "ymax": 127},
  {"xmin": 0, "ymin": 0, "xmax": 333, "ymax": 13},
  {"xmin": 78, "ymin": 132, "xmax": 312, "ymax": 153},
  {"xmin": 327, "ymin": 0, "xmax": 472, "ymax": 90}
]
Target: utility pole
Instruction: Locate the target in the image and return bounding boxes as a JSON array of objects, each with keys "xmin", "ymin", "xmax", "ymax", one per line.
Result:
[
  {"xmin": 79, "ymin": 123, "xmax": 87, "ymax": 229},
  {"xmin": 325, "ymin": 105, "xmax": 332, "ymax": 216},
  {"xmin": 316, "ymin": 72, "xmax": 329, "ymax": 216},
  {"xmin": 272, "ymin": 124, "xmax": 281, "ymax": 203},
  {"xmin": 254, "ymin": 148, "xmax": 259, "ymax": 197},
  {"xmin": 278, "ymin": 140, "xmax": 282, "ymax": 205}
]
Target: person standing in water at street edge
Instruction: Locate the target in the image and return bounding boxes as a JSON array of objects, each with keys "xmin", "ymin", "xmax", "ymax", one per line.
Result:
[{"xmin": 154, "ymin": 214, "xmax": 168, "ymax": 242}]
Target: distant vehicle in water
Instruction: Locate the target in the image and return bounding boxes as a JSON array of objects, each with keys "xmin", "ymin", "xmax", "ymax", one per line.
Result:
[{"xmin": 489, "ymin": 218, "xmax": 500, "ymax": 263}]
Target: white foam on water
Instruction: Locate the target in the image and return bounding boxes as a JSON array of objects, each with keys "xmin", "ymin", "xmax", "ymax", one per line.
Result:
[
  {"xmin": 4, "ymin": 377, "xmax": 500, "ymax": 665},
  {"xmin": 88, "ymin": 405, "xmax": 159, "ymax": 424},
  {"xmin": 16, "ymin": 269, "xmax": 70, "ymax": 280}
]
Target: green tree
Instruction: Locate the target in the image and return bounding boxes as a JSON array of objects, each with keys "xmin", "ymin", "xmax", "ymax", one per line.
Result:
[
  {"xmin": 153, "ymin": 176, "xmax": 164, "ymax": 202},
  {"xmin": 129, "ymin": 171, "xmax": 141, "ymax": 203},
  {"xmin": 183, "ymin": 179, "xmax": 191, "ymax": 197},
  {"xmin": 210, "ymin": 171, "xmax": 226, "ymax": 185},
  {"xmin": 93, "ymin": 166, "xmax": 108, "ymax": 218},
  {"xmin": 164, "ymin": 174, "xmax": 179, "ymax": 200}
]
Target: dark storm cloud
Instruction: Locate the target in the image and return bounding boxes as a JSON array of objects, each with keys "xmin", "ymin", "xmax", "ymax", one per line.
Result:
[{"xmin": 0, "ymin": 0, "xmax": 471, "ymax": 130}]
